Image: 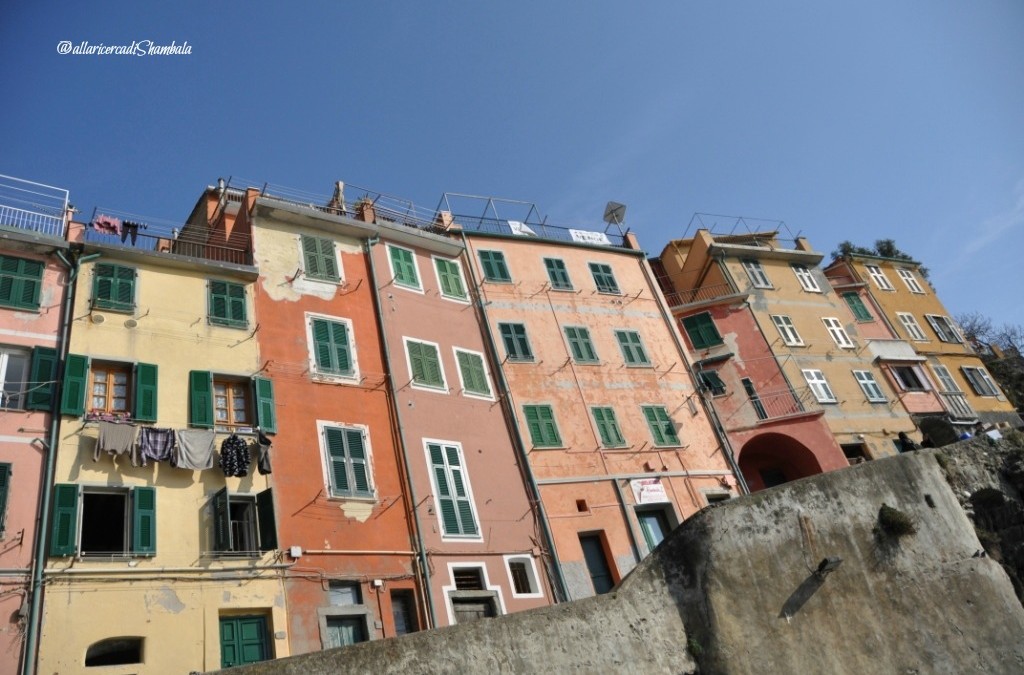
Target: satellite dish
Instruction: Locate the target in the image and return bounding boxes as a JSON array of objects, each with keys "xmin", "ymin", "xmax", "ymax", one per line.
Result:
[{"xmin": 603, "ymin": 201, "xmax": 627, "ymax": 226}]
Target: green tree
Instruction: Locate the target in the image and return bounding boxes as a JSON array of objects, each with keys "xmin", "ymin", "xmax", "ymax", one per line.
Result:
[{"xmin": 830, "ymin": 239, "xmax": 929, "ymax": 279}]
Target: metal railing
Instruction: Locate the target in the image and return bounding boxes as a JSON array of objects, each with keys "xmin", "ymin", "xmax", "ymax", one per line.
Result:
[
  {"xmin": 941, "ymin": 392, "xmax": 977, "ymax": 420},
  {"xmin": 748, "ymin": 388, "xmax": 816, "ymax": 421},
  {"xmin": 0, "ymin": 174, "xmax": 69, "ymax": 239},
  {"xmin": 665, "ymin": 282, "xmax": 738, "ymax": 308}
]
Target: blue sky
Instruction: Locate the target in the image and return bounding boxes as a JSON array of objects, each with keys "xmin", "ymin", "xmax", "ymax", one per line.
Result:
[{"xmin": 2, "ymin": 1, "xmax": 1022, "ymax": 325}]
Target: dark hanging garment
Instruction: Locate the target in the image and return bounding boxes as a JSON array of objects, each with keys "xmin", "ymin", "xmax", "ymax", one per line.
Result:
[
  {"xmin": 219, "ymin": 434, "xmax": 251, "ymax": 477},
  {"xmin": 255, "ymin": 439, "xmax": 272, "ymax": 475}
]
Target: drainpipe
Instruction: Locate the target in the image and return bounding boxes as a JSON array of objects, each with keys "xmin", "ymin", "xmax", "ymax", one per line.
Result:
[
  {"xmin": 459, "ymin": 232, "xmax": 570, "ymax": 602},
  {"xmin": 23, "ymin": 249, "xmax": 100, "ymax": 675},
  {"xmin": 363, "ymin": 236, "xmax": 437, "ymax": 629}
]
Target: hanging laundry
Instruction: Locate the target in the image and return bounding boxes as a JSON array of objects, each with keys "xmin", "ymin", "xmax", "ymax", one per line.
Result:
[
  {"xmin": 135, "ymin": 427, "xmax": 177, "ymax": 467},
  {"xmin": 173, "ymin": 429, "xmax": 216, "ymax": 470},
  {"xmin": 254, "ymin": 433, "xmax": 272, "ymax": 475},
  {"xmin": 219, "ymin": 433, "xmax": 251, "ymax": 477},
  {"xmin": 92, "ymin": 214, "xmax": 122, "ymax": 235},
  {"xmin": 94, "ymin": 421, "xmax": 138, "ymax": 462},
  {"xmin": 120, "ymin": 220, "xmax": 146, "ymax": 246}
]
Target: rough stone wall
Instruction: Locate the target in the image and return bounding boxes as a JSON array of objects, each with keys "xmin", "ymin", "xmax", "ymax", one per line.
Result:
[{"xmin": 217, "ymin": 440, "xmax": 1024, "ymax": 674}]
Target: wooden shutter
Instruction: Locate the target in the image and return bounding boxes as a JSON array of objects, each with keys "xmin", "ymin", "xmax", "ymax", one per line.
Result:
[
  {"xmin": 227, "ymin": 283, "xmax": 246, "ymax": 324},
  {"xmin": 50, "ymin": 484, "xmax": 79, "ymax": 557},
  {"xmin": 212, "ymin": 488, "xmax": 231, "ymax": 552},
  {"xmin": 429, "ymin": 443, "xmax": 460, "ymax": 535},
  {"xmin": 209, "ymin": 280, "xmax": 228, "ymax": 321},
  {"xmin": 643, "ymin": 406, "xmax": 665, "ymax": 445},
  {"xmin": 26, "ymin": 346, "xmax": 58, "ymax": 410},
  {"xmin": 330, "ymin": 321, "xmax": 351, "ymax": 373},
  {"xmin": 252, "ymin": 377, "xmax": 276, "ymax": 433},
  {"xmin": 0, "ymin": 464, "xmax": 10, "ymax": 535},
  {"xmin": 524, "ymin": 406, "xmax": 544, "ymax": 444},
  {"xmin": 189, "ymin": 371, "xmax": 214, "ymax": 428},
  {"xmin": 345, "ymin": 428, "xmax": 369, "ymax": 495},
  {"xmin": 446, "ymin": 445, "xmax": 477, "ymax": 535},
  {"xmin": 257, "ymin": 488, "xmax": 278, "ymax": 551},
  {"xmin": 318, "ymin": 238, "xmax": 338, "ymax": 280},
  {"xmin": 59, "ymin": 354, "xmax": 89, "ymax": 416},
  {"xmin": 134, "ymin": 363, "xmax": 158, "ymax": 422},
  {"xmin": 93, "ymin": 263, "xmax": 113, "ymax": 307},
  {"xmin": 302, "ymin": 236, "xmax": 322, "ymax": 278},
  {"xmin": 132, "ymin": 486, "xmax": 157, "ymax": 555},
  {"xmin": 457, "ymin": 352, "xmax": 488, "ymax": 395},
  {"xmin": 325, "ymin": 427, "xmax": 350, "ymax": 494}
]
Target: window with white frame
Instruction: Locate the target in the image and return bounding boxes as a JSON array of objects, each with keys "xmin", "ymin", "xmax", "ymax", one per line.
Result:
[
  {"xmin": 505, "ymin": 555, "xmax": 542, "ymax": 597},
  {"xmin": 453, "ymin": 348, "xmax": 492, "ymax": 398},
  {"xmin": 771, "ymin": 315, "xmax": 804, "ymax": 346},
  {"xmin": 924, "ymin": 315, "xmax": 962, "ymax": 343},
  {"xmin": 865, "ymin": 265, "xmax": 894, "ymax": 291},
  {"xmin": 897, "ymin": 268, "xmax": 924, "ymax": 294},
  {"xmin": 853, "ymin": 370, "xmax": 887, "ymax": 402},
  {"xmin": 742, "ymin": 259, "xmax": 772, "ymax": 288},
  {"xmin": 301, "ymin": 235, "xmax": 341, "ymax": 283},
  {"xmin": 433, "ymin": 257, "xmax": 468, "ymax": 301},
  {"xmin": 426, "ymin": 441, "xmax": 480, "ymax": 538},
  {"xmin": 404, "ymin": 338, "xmax": 447, "ymax": 391},
  {"xmin": 961, "ymin": 366, "xmax": 1000, "ymax": 397},
  {"xmin": 0, "ymin": 347, "xmax": 29, "ymax": 410},
  {"xmin": 307, "ymin": 314, "xmax": 358, "ymax": 381},
  {"xmin": 387, "ymin": 244, "xmax": 421, "ymax": 290},
  {"xmin": 891, "ymin": 365, "xmax": 928, "ymax": 391},
  {"xmin": 896, "ymin": 312, "xmax": 928, "ymax": 341},
  {"xmin": 802, "ymin": 369, "xmax": 837, "ymax": 403},
  {"xmin": 791, "ymin": 264, "xmax": 820, "ymax": 292},
  {"xmin": 320, "ymin": 424, "xmax": 374, "ymax": 499},
  {"xmin": 930, "ymin": 364, "xmax": 962, "ymax": 393},
  {"xmin": 822, "ymin": 317, "xmax": 855, "ymax": 348}
]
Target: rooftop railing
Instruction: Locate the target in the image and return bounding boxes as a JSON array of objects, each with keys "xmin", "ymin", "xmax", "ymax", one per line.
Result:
[{"xmin": 0, "ymin": 174, "xmax": 69, "ymax": 239}]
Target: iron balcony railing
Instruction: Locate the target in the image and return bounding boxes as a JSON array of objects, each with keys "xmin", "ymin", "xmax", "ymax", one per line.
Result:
[
  {"xmin": 666, "ymin": 282, "xmax": 738, "ymax": 308},
  {"xmin": 0, "ymin": 174, "xmax": 69, "ymax": 239},
  {"xmin": 747, "ymin": 387, "xmax": 818, "ymax": 421}
]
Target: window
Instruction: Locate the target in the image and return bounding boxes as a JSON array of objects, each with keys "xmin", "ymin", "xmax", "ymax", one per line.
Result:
[
  {"xmin": 523, "ymin": 405, "xmax": 561, "ymax": 447},
  {"xmin": 579, "ymin": 533, "xmax": 615, "ymax": 595},
  {"xmin": 454, "ymin": 349, "xmax": 492, "ymax": 398},
  {"xmin": 925, "ymin": 315, "xmax": 962, "ymax": 343},
  {"xmin": 697, "ymin": 370, "xmax": 726, "ymax": 396},
  {"xmin": 91, "ymin": 363, "xmax": 130, "ymax": 413},
  {"xmin": 742, "ymin": 378, "xmax": 768, "ymax": 420},
  {"xmin": 853, "ymin": 370, "xmax": 887, "ymax": 402},
  {"xmin": 322, "ymin": 425, "xmax": 374, "ymax": 498},
  {"xmin": 479, "ymin": 250, "xmax": 511, "ymax": 282},
  {"xmin": 771, "ymin": 315, "xmax": 804, "ymax": 346},
  {"xmin": 448, "ymin": 567, "xmax": 499, "ymax": 623},
  {"xmin": 564, "ymin": 326, "xmax": 598, "ymax": 363},
  {"xmin": 308, "ymin": 316, "xmax": 356, "ymax": 378},
  {"xmin": 0, "ymin": 255, "xmax": 43, "ymax": 310},
  {"xmin": 931, "ymin": 365, "xmax": 962, "ymax": 393},
  {"xmin": 741, "ymin": 259, "xmax": 772, "ymax": 288},
  {"xmin": 681, "ymin": 313, "xmax": 723, "ymax": 349},
  {"xmin": 591, "ymin": 406, "xmax": 625, "ymax": 447},
  {"xmin": 588, "ymin": 263, "xmax": 620, "ymax": 294},
  {"xmin": 865, "ymin": 264, "xmax": 894, "ymax": 291},
  {"xmin": 322, "ymin": 584, "xmax": 370, "ymax": 650},
  {"xmin": 498, "ymin": 323, "xmax": 533, "ymax": 361},
  {"xmin": 896, "ymin": 312, "xmax": 928, "ymax": 341},
  {"xmin": 962, "ymin": 366, "xmax": 1000, "ymax": 397},
  {"xmin": 434, "ymin": 257, "xmax": 467, "ymax": 300},
  {"xmin": 92, "ymin": 263, "xmax": 136, "ymax": 312},
  {"xmin": 822, "ymin": 317, "xmax": 855, "ymax": 349},
  {"xmin": 505, "ymin": 555, "xmax": 542, "ymax": 597},
  {"xmin": 427, "ymin": 442, "xmax": 479, "ymax": 538},
  {"xmin": 897, "ymin": 268, "xmax": 924, "ymax": 294},
  {"xmin": 301, "ymin": 235, "xmax": 340, "ymax": 282},
  {"xmin": 791, "ymin": 264, "xmax": 820, "ymax": 292},
  {"xmin": 391, "ymin": 590, "xmax": 418, "ymax": 635},
  {"xmin": 208, "ymin": 280, "xmax": 247, "ymax": 328},
  {"xmin": 0, "ymin": 464, "xmax": 10, "ymax": 537},
  {"xmin": 636, "ymin": 508, "xmax": 673, "ymax": 552},
  {"xmin": 642, "ymin": 406, "xmax": 680, "ymax": 446},
  {"xmin": 0, "ymin": 347, "xmax": 29, "ymax": 410},
  {"xmin": 841, "ymin": 444, "xmax": 869, "ymax": 466},
  {"xmin": 544, "ymin": 258, "xmax": 573, "ymax": 290},
  {"xmin": 388, "ymin": 244, "xmax": 421, "ymax": 289},
  {"xmin": 615, "ymin": 330, "xmax": 650, "ymax": 366},
  {"xmin": 211, "ymin": 488, "xmax": 277, "ymax": 554},
  {"xmin": 405, "ymin": 338, "xmax": 446, "ymax": 390},
  {"xmin": 85, "ymin": 637, "xmax": 144, "ymax": 667},
  {"xmin": 50, "ymin": 484, "xmax": 156, "ymax": 557},
  {"xmin": 802, "ymin": 369, "xmax": 837, "ymax": 403},
  {"xmin": 60, "ymin": 357, "xmax": 159, "ymax": 422},
  {"xmin": 842, "ymin": 292, "xmax": 872, "ymax": 321},
  {"xmin": 891, "ymin": 365, "xmax": 928, "ymax": 391},
  {"xmin": 329, "ymin": 581, "xmax": 362, "ymax": 606},
  {"xmin": 189, "ymin": 371, "xmax": 276, "ymax": 432}
]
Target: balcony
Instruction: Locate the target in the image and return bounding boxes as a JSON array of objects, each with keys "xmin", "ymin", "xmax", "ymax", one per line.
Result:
[
  {"xmin": 0, "ymin": 174, "xmax": 69, "ymax": 240},
  {"xmin": 941, "ymin": 392, "xmax": 977, "ymax": 421},
  {"xmin": 665, "ymin": 282, "xmax": 743, "ymax": 309}
]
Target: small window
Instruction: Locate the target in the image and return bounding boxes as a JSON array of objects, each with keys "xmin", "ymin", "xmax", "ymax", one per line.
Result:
[
  {"xmin": 896, "ymin": 312, "xmax": 928, "ymax": 341},
  {"xmin": 544, "ymin": 258, "xmax": 573, "ymax": 290},
  {"xmin": 322, "ymin": 425, "xmax": 374, "ymax": 498},
  {"xmin": 0, "ymin": 255, "xmax": 43, "ymax": 311},
  {"xmin": 865, "ymin": 265, "xmax": 894, "ymax": 291},
  {"xmin": 742, "ymin": 378, "xmax": 768, "ymax": 420},
  {"xmin": 506, "ymin": 556, "xmax": 541, "ymax": 597},
  {"xmin": 208, "ymin": 280, "xmax": 247, "ymax": 328},
  {"xmin": 301, "ymin": 235, "xmax": 340, "ymax": 282},
  {"xmin": 0, "ymin": 347, "xmax": 29, "ymax": 410},
  {"xmin": 329, "ymin": 581, "xmax": 362, "ymax": 606},
  {"xmin": 791, "ymin": 264, "xmax": 820, "ymax": 292},
  {"xmin": 925, "ymin": 315, "xmax": 962, "ymax": 343},
  {"xmin": 853, "ymin": 370, "xmax": 887, "ymax": 402},
  {"xmin": 92, "ymin": 263, "xmax": 136, "ymax": 312},
  {"xmin": 842, "ymin": 292, "xmax": 872, "ymax": 321},
  {"xmin": 771, "ymin": 315, "xmax": 804, "ymax": 346},
  {"xmin": 309, "ymin": 316, "xmax": 356, "ymax": 378},
  {"xmin": 427, "ymin": 442, "xmax": 479, "ymax": 537},
  {"xmin": 741, "ymin": 259, "xmax": 772, "ymax": 289},
  {"xmin": 564, "ymin": 326, "xmax": 598, "ymax": 363},
  {"xmin": 891, "ymin": 365, "xmax": 928, "ymax": 392},
  {"xmin": 90, "ymin": 363, "xmax": 132, "ymax": 414},
  {"xmin": 85, "ymin": 637, "xmax": 144, "ymax": 667},
  {"xmin": 681, "ymin": 313, "xmax": 723, "ymax": 349},
  {"xmin": 434, "ymin": 258, "xmax": 467, "ymax": 300},
  {"xmin": 636, "ymin": 508, "xmax": 673, "ymax": 552},
  {"xmin": 214, "ymin": 378, "xmax": 252, "ymax": 429},
  {"xmin": 388, "ymin": 245, "xmax": 421, "ymax": 289},
  {"xmin": 841, "ymin": 443, "xmax": 869, "ymax": 465},
  {"xmin": 523, "ymin": 405, "xmax": 561, "ymax": 447},
  {"xmin": 697, "ymin": 370, "xmax": 726, "ymax": 396},
  {"xmin": 479, "ymin": 250, "xmax": 511, "ymax": 282},
  {"xmin": 614, "ymin": 330, "xmax": 650, "ymax": 366},
  {"xmin": 591, "ymin": 406, "xmax": 625, "ymax": 447},
  {"xmin": 897, "ymin": 268, "xmax": 924, "ymax": 293},
  {"xmin": 802, "ymin": 369, "xmax": 837, "ymax": 403},
  {"xmin": 211, "ymin": 488, "xmax": 277, "ymax": 555},
  {"xmin": 641, "ymin": 406, "xmax": 680, "ymax": 446},
  {"xmin": 498, "ymin": 323, "xmax": 533, "ymax": 361},
  {"xmin": 454, "ymin": 349, "xmax": 492, "ymax": 398},
  {"xmin": 405, "ymin": 339, "xmax": 446, "ymax": 390},
  {"xmin": 961, "ymin": 366, "xmax": 1000, "ymax": 397},
  {"xmin": 822, "ymin": 317, "xmax": 855, "ymax": 349},
  {"xmin": 391, "ymin": 590, "xmax": 418, "ymax": 635},
  {"xmin": 588, "ymin": 263, "xmax": 620, "ymax": 294},
  {"xmin": 50, "ymin": 485, "xmax": 156, "ymax": 557}
]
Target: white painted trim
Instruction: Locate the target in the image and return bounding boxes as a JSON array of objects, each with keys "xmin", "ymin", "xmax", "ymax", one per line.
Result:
[
  {"xmin": 423, "ymin": 438, "xmax": 484, "ymax": 543},
  {"xmin": 304, "ymin": 312, "xmax": 360, "ymax": 385},
  {"xmin": 0, "ymin": 328, "xmax": 58, "ymax": 342},
  {"xmin": 503, "ymin": 554, "xmax": 544, "ymax": 599},
  {"xmin": 451, "ymin": 347, "xmax": 495, "ymax": 401},
  {"xmin": 440, "ymin": 561, "xmax": 507, "ymax": 625},
  {"xmin": 0, "ymin": 435, "xmax": 42, "ymax": 445},
  {"xmin": 402, "ymin": 336, "xmax": 449, "ymax": 394}
]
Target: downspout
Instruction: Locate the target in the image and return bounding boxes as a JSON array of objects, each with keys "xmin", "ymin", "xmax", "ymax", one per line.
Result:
[
  {"xmin": 459, "ymin": 232, "xmax": 570, "ymax": 602},
  {"xmin": 23, "ymin": 249, "xmax": 100, "ymax": 675},
  {"xmin": 363, "ymin": 235, "xmax": 436, "ymax": 629}
]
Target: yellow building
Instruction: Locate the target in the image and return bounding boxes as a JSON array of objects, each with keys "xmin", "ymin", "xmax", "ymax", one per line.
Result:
[
  {"xmin": 37, "ymin": 217, "xmax": 288, "ymax": 673},
  {"xmin": 826, "ymin": 252, "xmax": 1022, "ymax": 431}
]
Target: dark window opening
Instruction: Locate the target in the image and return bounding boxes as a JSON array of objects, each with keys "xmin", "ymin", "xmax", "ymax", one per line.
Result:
[
  {"xmin": 85, "ymin": 637, "xmax": 143, "ymax": 666},
  {"xmin": 841, "ymin": 443, "xmax": 868, "ymax": 465},
  {"xmin": 391, "ymin": 590, "xmax": 418, "ymax": 635},
  {"xmin": 451, "ymin": 597, "xmax": 497, "ymax": 624},
  {"xmin": 742, "ymin": 378, "xmax": 768, "ymax": 420},
  {"xmin": 453, "ymin": 567, "xmax": 485, "ymax": 591},
  {"xmin": 579, "ymin": 533, "xmax": 615, "ymax": 594},
  {"xmin": 892, "ymin": 366, "xmax": 926, "ymax": 391},
  {"xmin": 698, "ymin": 370, "xmax": 727, "ymax": 396},
  {"xmin": 509, "ymin": 562, "xmax": 533, "ymax": 594},
  {"xmin": 575, "ymin": 499, "xmax": 589, "ymax": 513},
  {"xmin": 81, "ymin": 492, "xmax": 127, "ymax": 555},
  {"xmin": 229, "ymin": 499, "xmax": 257, "ymax": 554},
  {"xmin": 759, "ymin": 468, "xmax": 788, "ymax": 489}
]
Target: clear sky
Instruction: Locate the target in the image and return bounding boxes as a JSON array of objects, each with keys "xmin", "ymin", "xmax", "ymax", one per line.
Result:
[{"xmin": 2, "ymin": 1, "xmax": 1022, "ymax": 325}]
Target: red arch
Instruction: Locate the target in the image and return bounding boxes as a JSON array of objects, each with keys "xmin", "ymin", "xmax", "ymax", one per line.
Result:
[{"xmin": 739, "ymin": 432, "xmax": 825, "ymax": 492}]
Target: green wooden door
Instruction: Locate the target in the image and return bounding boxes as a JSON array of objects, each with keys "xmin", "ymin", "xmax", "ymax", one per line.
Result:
[{"xmin": 220, "ymin": 615, "xmax": 270, "ymax": 668}]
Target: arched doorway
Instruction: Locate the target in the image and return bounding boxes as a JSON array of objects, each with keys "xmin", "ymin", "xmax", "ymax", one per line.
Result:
[{"xmin": 739, "ymin": 433, "xmax": 824, "ymax": 492}]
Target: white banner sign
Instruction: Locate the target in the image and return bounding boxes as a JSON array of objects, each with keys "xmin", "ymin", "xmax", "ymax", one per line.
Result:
[
  {"xmin": 508, "ymin": 220, "xmax": 537, "ymax": 236},
  {"xmin": 630, "ymin": 478, "xmax": 669, "ymax": 504},
  {"xmin": 569, "ymin": 229, "xmax": 611, "ymax": 245}
]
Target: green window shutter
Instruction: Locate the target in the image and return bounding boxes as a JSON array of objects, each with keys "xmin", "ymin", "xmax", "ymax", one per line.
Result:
[
  {"xmin": 325, "ymin": 427, "xmax": 349, "ymax": 494},
  {"xmin": 26, "ymin": 346, "xmax": 58, "ymax": 410},
  {"xmin": 133, "ymin": 363, "xmax": 158, "ymax": 422},
  {"xmin": 682, "ymin": 313, "xmax": 722, "ymax": 349},
  {"xmin": 446, "ymin": 446, "xmax": 478, "ymax": 536},
  {"xmin": 643, "ymin": 406, "xmax": 679, "ymax": 446},
  {"xmin": 500, "ymin": 323, "xmax": 531, "ymax": 360},
  {"xmin": 457, "ymin": 351, "xmax": 490, "ymax": 396},
  {"xmin": 189, "ymin": 371, "xmax": 214, "ymax": 428},
  {"xmin": 616, "ymin": 331, "xmax": 649, "ymax": 366},
  {"xmin": 209, "ymin": 281, "xmax": 246, "ymax": 327},
  {"xmin": 345, "ymin": 428, "xmax": 370, "ymax": 495},
  {"xmin": 59, "ymin": 354, "xmax": 89, "ymax": 416},
  {"xmin": 256, "ymin": 488, "xmax": 278, "ymax": 551},
  {"xmin": 544, "ymin": 258, "xmax": 572, "ymax": 290},
  {"xmin": 325, "ymin": 427, "xmax": 371, "ymax": 496},
  {"xmin": 50, "ymin": 484, "xmax": 79, "ymax": 557},
  {"xmin": 318, "ymin": 238, "xmax": 339, "ymax": 280},
  {"xmin": 252, "ymin": 377, "xmax": 276, "ymax": 433},
  {"xmin": 436, "ymin": 259, "xmax": 466, "ymax": 298},
  {"xmin": 589, "ymin": 263, "xmax": 619, "ymax": 294},
  {"xmin": 409, "ymin": 341, "xmax": 442, "ymax": 387},
  {"xmin": 0, "ymin": 464, "xmax": 10, "ymax": 536},
  {"xmin": 303, "ymin": 236, "xmax": 339, "ymax": 281},
  {"xmin": 697, "ymin": 370, "xmax": 727, "ymax": 396},
  {"xmin": 428, "ymin": 444, "xmax": 460, "ymax": 535},
  {"xmin": 0, "ymin": 256, "xmax": 43, "ymax": 310},
  {"xmin": 132, "ymin": 486, "xmax": 157, "ymax": 555},
  {"xmin": 479, "ymin": 251, "xmax": 510, "ymax": 282},
  {"xmin": 212, "ymin": 487, "xmax": 231, "ymax": 552},
  {"xmin": 524, "ymin": 405, "xmax": 560, "ymax": 447},
  {"xmin": 843, "ymin": 292, "xmax": 872, "ymax": 321},
  {"xmin": 565, "ymin": 327, "xmax": 597, "ymax": 362},
  {"xmin": 302, "ymin": 236, "xmax": 322, "ymax": 278},
  {"xmin": 592, "ymin": 407, "xmax": 624, "ymax": 447},
  {"xmin": 94, "ymin": 264, "xmax": 135, "ymax": 311},
  {"xmin": 390, "ymin": 247, "xmax": 419, "ymax": 287}
]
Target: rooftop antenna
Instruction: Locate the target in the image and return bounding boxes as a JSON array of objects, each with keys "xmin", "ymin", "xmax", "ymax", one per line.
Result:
[{"xmin": 603, "ymin": 201, "xmax": 627, "ymax": 235}]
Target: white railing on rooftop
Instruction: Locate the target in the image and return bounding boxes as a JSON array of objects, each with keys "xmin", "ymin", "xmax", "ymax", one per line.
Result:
[{"xmin": 0, "ymin": 174, "xmax": 69, "ymax": 239}]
